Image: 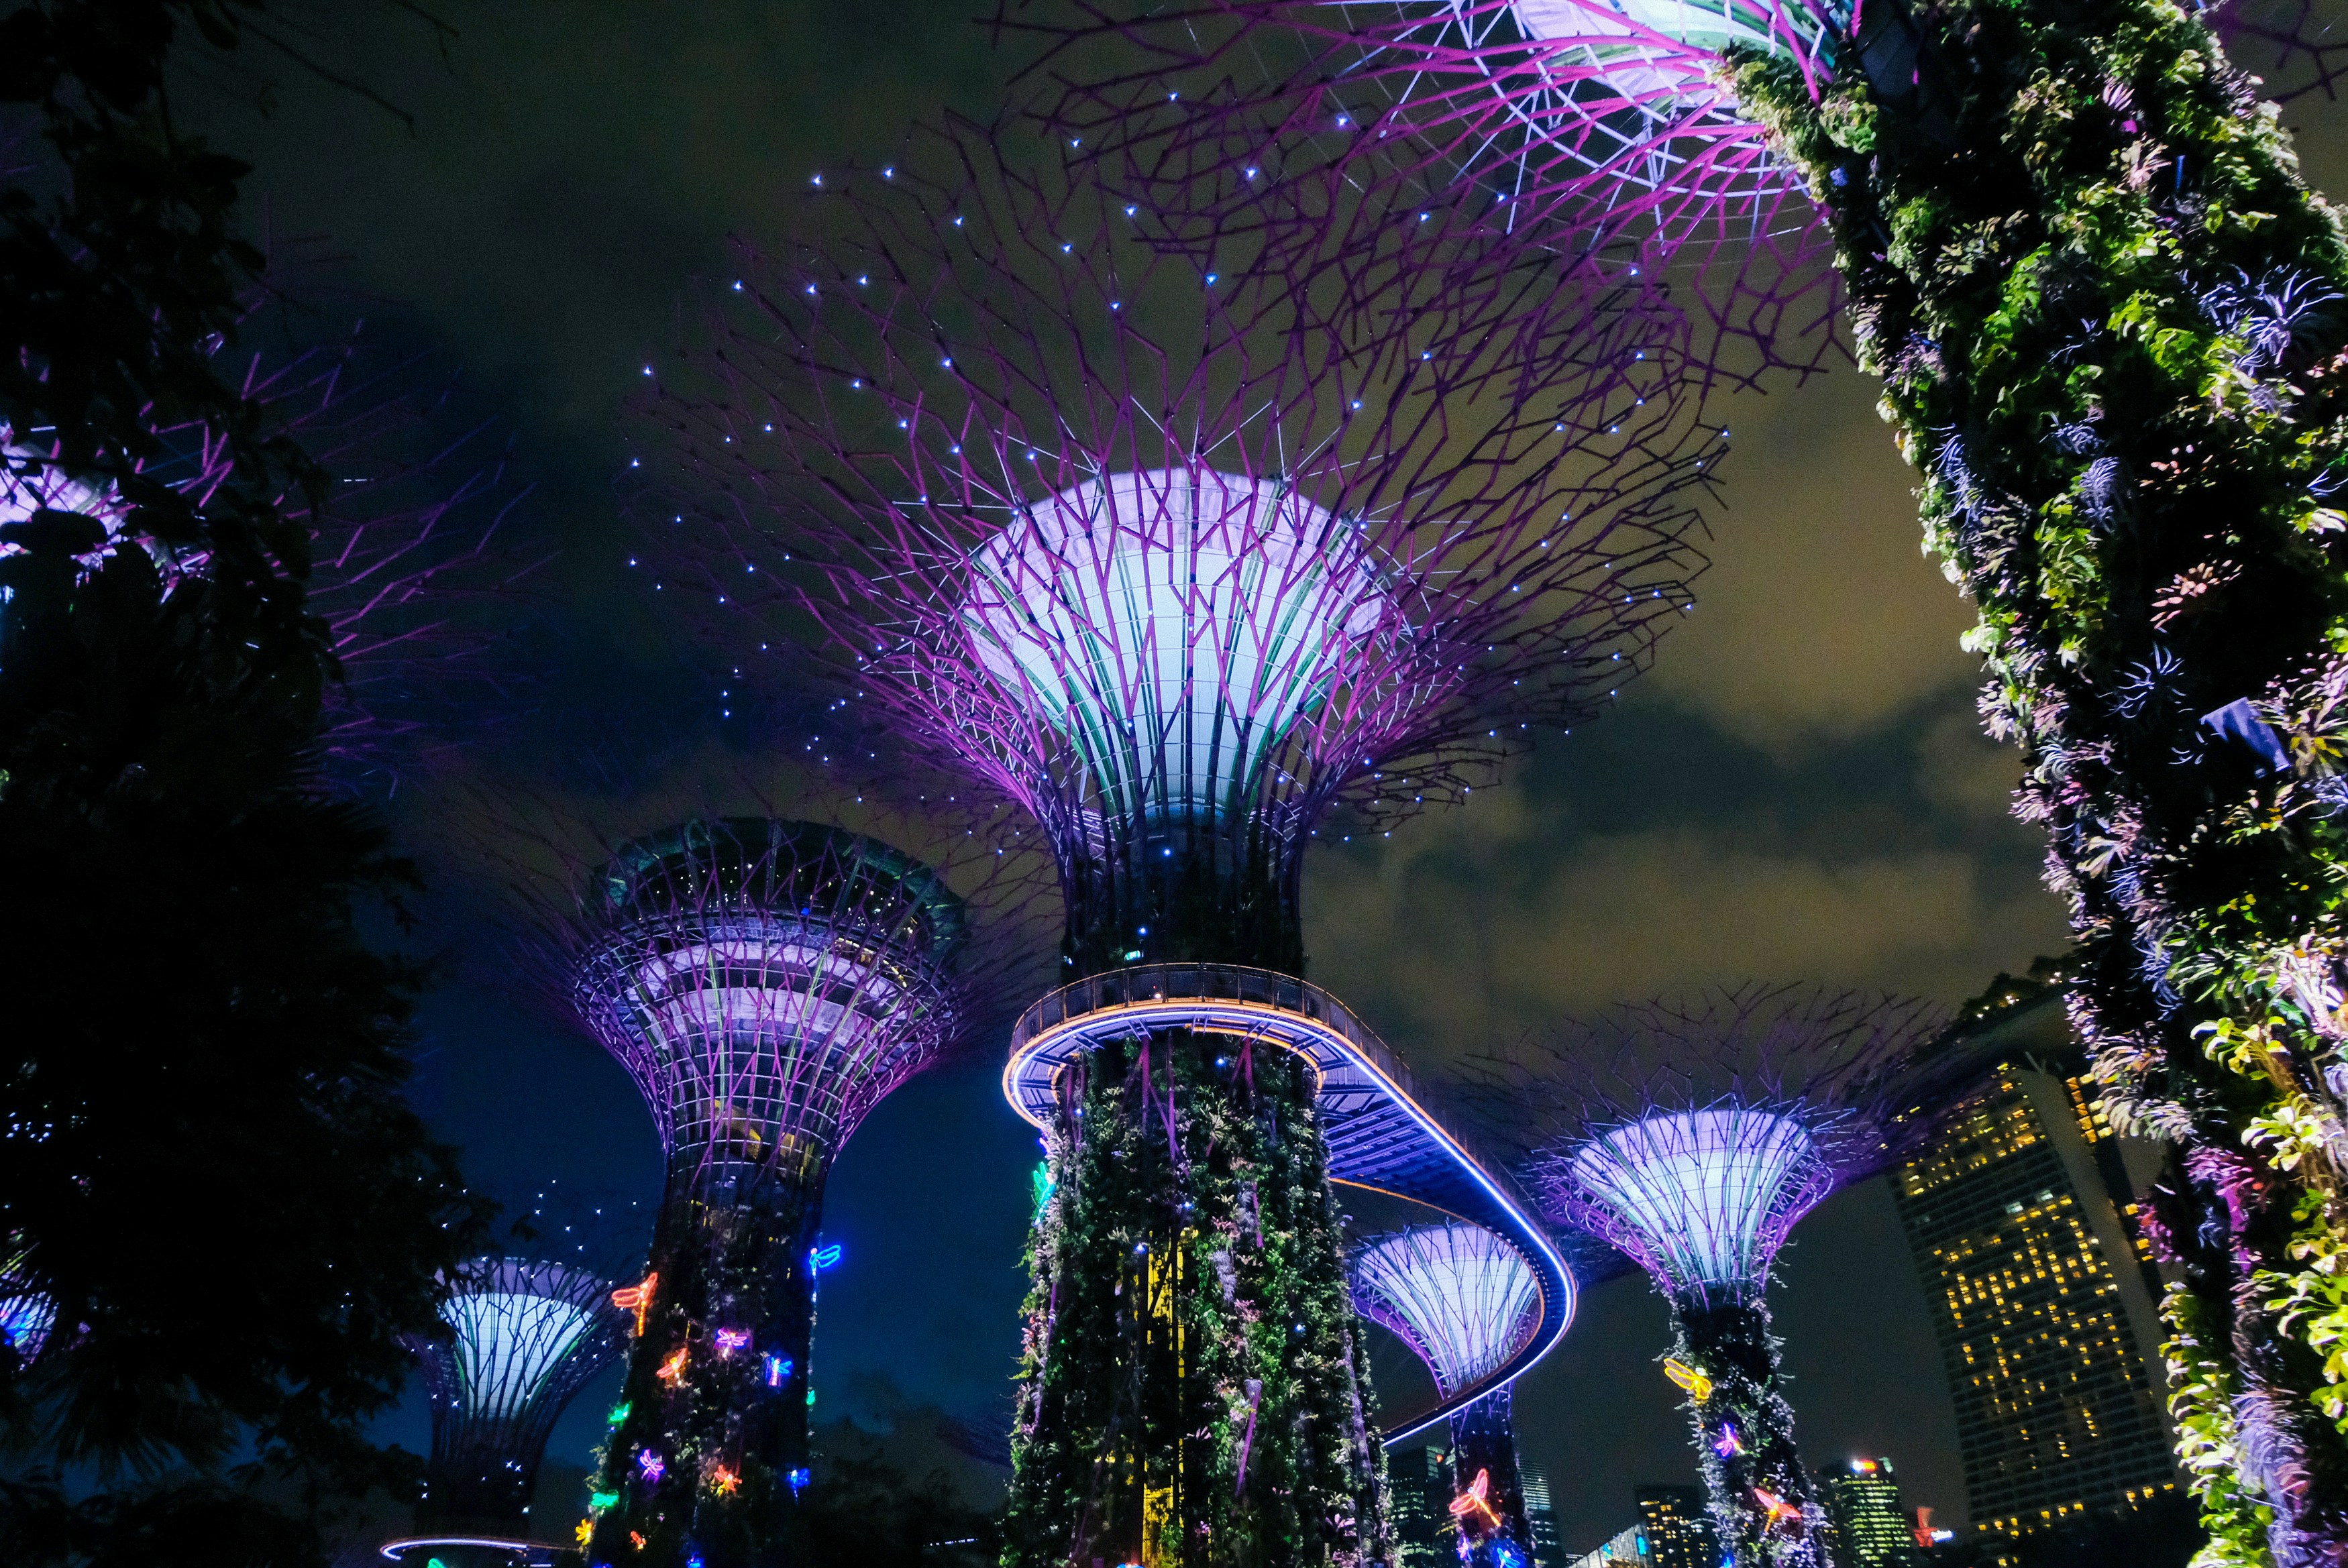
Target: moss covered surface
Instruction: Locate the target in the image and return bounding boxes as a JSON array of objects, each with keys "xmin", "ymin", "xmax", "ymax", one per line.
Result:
[
  {"xmin": 1732, "ymin": 1, "xmax": 2348, "ymax": 1557},
  {"xmin": 1006, "ymin": 1033, "xmax": 1386, "ymax": 1568}
]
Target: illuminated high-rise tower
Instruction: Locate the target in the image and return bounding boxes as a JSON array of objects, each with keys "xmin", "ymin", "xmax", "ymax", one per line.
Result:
[
  {"xmin": 1890, "ymin": 993, "xmax": 2180, "ymax": 1546},
  {"xmin": 1819, "ymin": 1458, "xmax": 1913, "ymax": 1568},
  {"xmin": 1519, "ymin": 1465, "xmax": 1564, "ymax": 1567},
  {"xmin": 1391, "ymin": 1447, "xmax": 1459, "ymax": 1568},
  {"xmin": 1495, "ymin": 984, "xmax": 1952, "ymax": 1568},
  {"xmin": 384, "ymin": 1258, "xmax": 627, "ymax": 1568},
  {"xmin": 1352, "ymin": 1223, "xmax": 1560, "ymax": 1568},
  {"xmin": 645, "ymin": 120, "xmax": 1691, "ymax": 1568},
  {"xmin": 1633, "ymin": 1486, "xmax": 1715, "ymax": 1568}
]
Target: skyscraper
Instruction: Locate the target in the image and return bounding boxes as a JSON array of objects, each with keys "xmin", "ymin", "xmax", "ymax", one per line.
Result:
[
  {"xmin": 1632, "ymin": 1486, "xmax": 1716, "ymax": 1568},
  {"xmin": 1390, "ymin": 1446, "xmax": 1456, "ymax": 1568},
  {"xmin": 1821, "ymin": 1459, "xmax": 1914, "ymax": 1568},
  {"xmin": 1890, "ymin": 993, "xmax": 2182, "ymax": 1543},
  {"xmin": 1519, "ymin": 1465, "xmax": 1565, "ymax": 1568}
]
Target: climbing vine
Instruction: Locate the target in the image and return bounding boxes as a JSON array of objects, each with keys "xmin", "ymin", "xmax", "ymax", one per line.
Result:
[
  {"xmin": 1733, "ymin": 0, "xmax": 2348, "ymax": 1557},
  {"xmin": 1668, "ymin": 1300, "xmax": 1827, "ymax": 1568},
  {"xmin": 1006, "ymin": 1031, "xmax": 1386, "ymax": 1568}
]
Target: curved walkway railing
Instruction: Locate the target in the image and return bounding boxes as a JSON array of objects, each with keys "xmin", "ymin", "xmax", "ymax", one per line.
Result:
[{"xmin": 1005, "ymin": 962, "xmax": 1574, "ymax": 1441}]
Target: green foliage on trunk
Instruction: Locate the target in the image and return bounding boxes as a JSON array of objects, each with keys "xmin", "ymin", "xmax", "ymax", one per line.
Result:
[
  {"xmin": 1730, "ymin": 0, "xmax": 2348, "ymax": 1556},
  {"xmin": 1668, "ymin": 1299, "xmax": 1825, "ymax": 1568},
  {"xmin": 587, "ymin": 1157, "xmax": 825, "ymax": 1568},
  {"xmin": 1006, "ymin": 1032, "xmax": 1386, "ymax": 1568}
]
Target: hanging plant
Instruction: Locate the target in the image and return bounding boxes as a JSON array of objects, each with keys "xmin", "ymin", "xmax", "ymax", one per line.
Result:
[{"xmin": 1732, "ymin": 0, "xmax": 2348, "ymax": 1556}]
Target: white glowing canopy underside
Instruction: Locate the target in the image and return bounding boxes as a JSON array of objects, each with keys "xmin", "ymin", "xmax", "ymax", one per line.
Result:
[
  {"xmin": 594, "ymin": 917, "xmax": 953, "ymax": 1159},
  {"xmin": 445, "ymin": 1292, "xmax": 600, "ymax": 1424},
  {"xmin": 961, "ymin": 467, "xmax": 1391, "ymax": 820},
  {"xmin": 1351, "ymin": 1223, "xmax": 1540, "ymax": 1394},
  {"xmin": 1494, "ymin": 0, "xmax": 1822, "ymax": 111},
  {"xmin": 1510, "ymin": 0, "xmax": 1818, "ymax": 61},
  {"xmin": 1568, "ymin": 1107, "xmax": 1824, "ymax": 1294},
  {"xmin": 1, "ymin": 443, "xmax": 115, "ymax": 531}
]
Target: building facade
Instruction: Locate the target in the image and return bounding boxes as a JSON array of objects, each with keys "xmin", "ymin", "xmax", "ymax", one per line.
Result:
[
  {"xmin": 1631, "ymin": 1486, "xmax": 1715, "ymax": 1568},
  {"xmin": 1391, "ymin": 1445, "xmax": 1455, "ymax": 1568},
  {"xmin": 1890, "ymin": 995, "xmax": 2182, "ymax": 1542},
  {"xmin": 1821, "ymin": 1457, "xmax": 1913, "ymax": 1567},
  {"xmin": 1519, "ymin": 1465, "xmax": 1564, "ymax": 1568}
]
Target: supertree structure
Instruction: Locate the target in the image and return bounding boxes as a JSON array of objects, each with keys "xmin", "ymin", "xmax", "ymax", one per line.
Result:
[
  {"xmin": 1479, "ymin": 984, "xmax": 1949, "ymax": 1568},
  {"xmin": 384, "ymin": 1257, "xmax": 629, "ymax": 1567},
  {"xmin": 1030, "ymin": 1, "xmax": 2348, "ymax": 1557},
  {"xmin": 0, "ymin": 321, "xmax": 534, "ymax": 785},
  {"xmin": 1350, "ymin": 1224, "xmax": 1548, "ymax": 1568},
  {"xmin": 633, "ymin": 115, "xmax": 1705, "ymax": 1568},
  {"xmin": 512, "ymin": 808, "xmax": 1034, "ymax": 1568},
  {"xmin": 1014, "ymin": 0, "xmax": 2341, "ymax": 382},
  {"xmin": 0, "ymin": 1241, "xmax": 53, "ymax": 1371}
]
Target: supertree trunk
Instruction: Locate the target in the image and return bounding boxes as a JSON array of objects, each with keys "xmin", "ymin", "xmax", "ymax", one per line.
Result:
[
  {"xmin": 1730, "ymin": 3, "xmax": 2348, "ymax": 1560},
  {"xmin": 591, "ymin": 1143, "xmax": 826, "ymax": 1568},
  {"xmin": 1445, "ymin": 1391, "xmax": 1530, "ymax": 1568},
  {"xmin": 1009, "ymin": 1028, "xmax": 1385, "ymax": 1568},
  {"xmin": 1670, "ymin": 1298, "xmax": 1827, "ymax": 1568}
]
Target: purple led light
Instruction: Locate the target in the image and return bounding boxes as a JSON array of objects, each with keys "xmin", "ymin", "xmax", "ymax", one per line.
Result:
[
  {"xmin": 1350, "ymin": 1223, "xmax": 1548, "ymax": 1396},
  {"xmin": 638, "ymin": 119, "xmax": 1720, "ymax": 903},
  {"xmin": 1495, "ymin": 984, "xmax": 1957, "ymax": 1307}
]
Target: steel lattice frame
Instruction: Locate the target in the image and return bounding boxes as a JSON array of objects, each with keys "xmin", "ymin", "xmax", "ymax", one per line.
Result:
[
  {"xmin": 1351, "ymin": 1223, "xmax": 1542, "ymax": 1567},
  {"xmin": 506, "ymin": 804, "xmax": 1039, "ymax": 1568},
  {"xmin": 0, "ymin": 326, "xmax": 535, "ymax": 784},
  {"xmin": 625, "ymin": 119, "xmax": 1711, "ymax": 1568},
  {"xmin": 642, "ymin": 119, "xmax": 1720, "ymax": 971},
  {"xmin": 1009, "ymin": 0, "xmax": 2347, "ymax": 391},
  {"xmin": 408, "ymin": 1256, "xmax": 627, "ymax": 1532},
  {"xmin": 1503, "ymin": 982, "xmax": 1952, "ymax": 1301},
  {"xmin": 1350, "ymin": 1222, "xmax": 1538, "ymax": 1397},
  {"xmin": 570, "ymin": 817, "xmax": 970, "ymax": 1170},
  {"xmin": 0, "ymin": 1240, "xmax": 53, "ymax": 1369},
  {"xmin": 1478, "ymin": 982, "xmax": 1954, "ymax": 1568}
]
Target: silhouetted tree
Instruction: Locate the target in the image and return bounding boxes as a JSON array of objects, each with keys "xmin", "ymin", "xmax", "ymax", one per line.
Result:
[{"xmin": 0, "ymin": 5, "xmax": 488, "ymax": 1564}]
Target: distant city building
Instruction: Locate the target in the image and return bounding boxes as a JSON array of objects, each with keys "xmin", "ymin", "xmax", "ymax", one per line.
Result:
[
  {"xmin": 1563, "ymin": 1525, "xmax": 1647, "ymax": 1568},
  {"xmin": 1520, "ymin": 1465, "xmax": 1565, "ymax": 1567},
  {"xmin": 1391, "ymin": 1445, "xmax": 1456, "ymax": 1568},
  {"xmin": 1890, "ymin": 993, "xmax": 2182, "ymax": 1542},
  {"xmin": 1821, "ymin": 1457, "xmax": 1914, "ymax": 1567},
  {"xmin": 1632, "ymin": 1486, "xmax": 1715, "ymax": 1568},
  {"xmin": 1564, "ymin": 1486, "xmax": 1719, "ymax": 1568}
]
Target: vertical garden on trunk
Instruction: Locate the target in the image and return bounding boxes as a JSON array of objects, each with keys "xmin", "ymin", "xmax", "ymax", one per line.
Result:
[{"xmin": 1734, "ymin": 2, "xmax": 2348, "ymax": 1557}]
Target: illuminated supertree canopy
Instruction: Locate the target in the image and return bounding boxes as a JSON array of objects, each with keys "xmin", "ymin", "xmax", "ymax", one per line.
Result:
[
  {"xmin": 0, "ymin": 326, "xmax": 534, "ymax": 786},
  {"xmin": 1481, "ymin": 983, "xmax": 1952, "ymax": 1568},
  {"xmin": 1350, "ymin": 1223, "xmax": 1550, "ymax": 1568},
  {"xmin": 642, "ymin": 122, "xmax": 1717, "ymax": 976},
  {"xmin": 0, "ymin": 1241, "xmax": 54, "ymax": 1370},
  {"xmin": 1014, "ymin": 0, "xmax": 2345, "ymax": 388},
  {"xmin": 626, "ymin": 117, "xmax": 1709, "ymax": 1568},
  {"xmin": 1029, "ymin": 1, "xmax": 2348, "ymax": 1552},
  {"xmin": 505, "ymin": 807, "xmax": 1037, "ymax": 1568},
  {"xmin": 395, "ymin": 1256, "xmax": 628, "ymax": 1556}
]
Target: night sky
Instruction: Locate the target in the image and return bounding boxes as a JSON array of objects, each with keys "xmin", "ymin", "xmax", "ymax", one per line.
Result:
[{"xmin": 174, "ymin": 3, "xmax": 2348, "ymax": 1554}]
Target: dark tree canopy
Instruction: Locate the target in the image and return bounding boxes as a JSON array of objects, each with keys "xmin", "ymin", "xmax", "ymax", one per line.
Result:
[{"xmin": 0, "ymin": 3, "xmax": 490, "ymax": 1563}]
